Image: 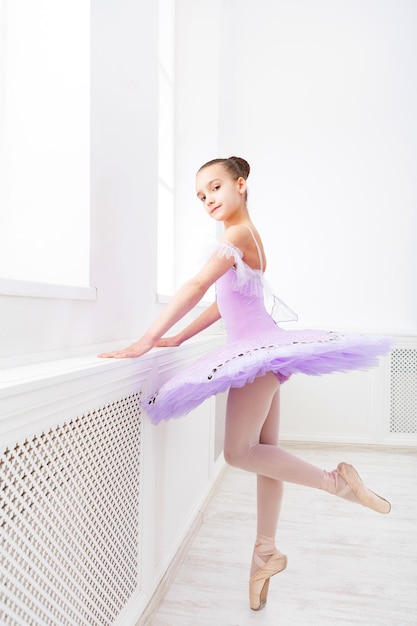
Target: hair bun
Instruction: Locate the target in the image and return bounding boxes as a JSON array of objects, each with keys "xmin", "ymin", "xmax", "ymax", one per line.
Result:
[{"xmin": 228, "ymin": 156, "xmax": 250, "ymax": 179}]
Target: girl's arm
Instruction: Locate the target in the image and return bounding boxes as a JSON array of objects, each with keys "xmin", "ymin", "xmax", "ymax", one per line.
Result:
[
  {"xmin": 98, "ymin": 252, "xmax": 233, "ymax": 359},
  {"xmin": 156, "ymin": 301, "xmax": 221, "ymax": 347}
]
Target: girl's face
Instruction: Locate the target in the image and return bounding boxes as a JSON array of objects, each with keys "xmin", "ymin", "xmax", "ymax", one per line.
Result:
[{"xmin": 195, "ymin": 164, "xmax": 247, "ymax": 224}]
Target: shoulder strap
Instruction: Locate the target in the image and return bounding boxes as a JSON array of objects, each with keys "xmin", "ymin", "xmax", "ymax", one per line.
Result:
[{"xmin": 241, "ymin": 224, "xmax": 264, "ymax": 272}]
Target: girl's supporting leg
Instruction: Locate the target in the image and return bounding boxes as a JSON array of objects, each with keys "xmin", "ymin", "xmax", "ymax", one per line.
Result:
[
  {"xmin": 252, "ymin": 385, "xmax": 283, "ymax": 575},
  {"xmin": 257, "ymin": 385, "xmax": 283, "ymax": 536}
]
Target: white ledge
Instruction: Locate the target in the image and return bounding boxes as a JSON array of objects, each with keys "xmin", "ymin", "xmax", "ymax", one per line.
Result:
[
  {"xmin": 0, "ymin": 335, "xmax": 225, "ymax": 445},
  {"xmin": 0, "ymin": 335, "xmax": 225, "ymax": 395},
  {"xmin": 0, "ymin": 278, "xmax": 97, "ymax": 300}
]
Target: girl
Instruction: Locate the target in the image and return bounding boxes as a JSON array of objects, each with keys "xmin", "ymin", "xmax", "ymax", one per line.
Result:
[{"xmin": 99, "ymin": 157, "xmax": 392, "ymax": 611}]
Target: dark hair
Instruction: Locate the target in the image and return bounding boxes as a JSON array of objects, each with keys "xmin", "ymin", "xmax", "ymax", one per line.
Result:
[{"xmin": 198, "ymin": 156, "xmax": 250, "ymax": 181}]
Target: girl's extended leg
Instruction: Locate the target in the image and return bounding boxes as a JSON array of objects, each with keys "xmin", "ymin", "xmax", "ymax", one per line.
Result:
[
  {"xmin": 224, "ymin": 372, "xmax": 324, "ymax": 488},
  {"xmin": 224, "ymin": 372, "xmax": 391, "ymax": 512}
]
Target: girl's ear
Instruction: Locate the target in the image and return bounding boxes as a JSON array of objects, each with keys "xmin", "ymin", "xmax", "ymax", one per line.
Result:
[{"xmin": 237, "ymin": 176, "xmax": 247, "ymax": 195}]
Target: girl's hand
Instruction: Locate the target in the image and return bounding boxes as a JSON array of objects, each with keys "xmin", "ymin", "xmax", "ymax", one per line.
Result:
[
  {"xmin": 155, "ymin": 335, "xmax": 182, "ymax": 348},
  {"xmin": 98, "ymin": 338, "xmax": 155, "ymax": 359},
  {"xmin": 98, "ymin": 334, "xmax": 181, "ymax": 360}
]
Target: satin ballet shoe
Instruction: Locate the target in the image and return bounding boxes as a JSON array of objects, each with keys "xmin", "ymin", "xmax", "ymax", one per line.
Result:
[
  {"xmin": 249, "ymin": 549, "xmax": 287, "ymax": 611},
  {"xmin": 337, "ymin": 462, "xmax": 391, "ymax": 514}
]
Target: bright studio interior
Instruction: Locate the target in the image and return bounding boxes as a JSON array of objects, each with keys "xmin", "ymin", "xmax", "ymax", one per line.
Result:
[{"xmin": 0, "ymin": 1, "xmax": 416, "ymax": 625}]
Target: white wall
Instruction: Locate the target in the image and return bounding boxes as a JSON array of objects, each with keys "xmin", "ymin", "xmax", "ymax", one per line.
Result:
[
  {"xmin": 174, "ymin": 0, "xmax": 222, "ymax": 288},
  {"xmin": 89, "ymin": 0, "xmax": 159, "ymax": 343},
  {"xmin": 171, "ymin": 1, "xmax": 416, "ymax": 446},
  {"xmin": 214, "ymin": 0, "xmax": 417, "ymax": 335}
]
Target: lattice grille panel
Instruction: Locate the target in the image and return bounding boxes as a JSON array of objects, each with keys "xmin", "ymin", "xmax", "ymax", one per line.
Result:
[
  {"xmin": 390, "ymin": 348, "xmax": 417, "ymax": 434},
  {"xmin": 0, "ymin": 394, "xmax": 142, "ymax": 626}
]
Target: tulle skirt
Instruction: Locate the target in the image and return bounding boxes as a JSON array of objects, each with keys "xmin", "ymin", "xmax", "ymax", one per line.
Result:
[{"xmin": 144, "ymin": 328, "xmax": 393, "ymax": 424}]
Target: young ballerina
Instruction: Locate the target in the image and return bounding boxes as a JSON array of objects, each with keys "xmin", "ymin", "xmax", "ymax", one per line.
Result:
[{"xmin": 99, "ymin": 156, "xmax": 393, "ymax": 611}]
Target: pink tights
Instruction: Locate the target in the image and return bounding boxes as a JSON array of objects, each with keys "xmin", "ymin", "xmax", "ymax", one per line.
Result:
[{"xmin": 223, "ymin": 372, "xmax": 356, "ymax": 575}]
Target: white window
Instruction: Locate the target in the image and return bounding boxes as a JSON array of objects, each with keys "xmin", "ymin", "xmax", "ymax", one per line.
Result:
[{"xmin": 0, "ymin": 0, "xmax": 90, "ymax": 295}]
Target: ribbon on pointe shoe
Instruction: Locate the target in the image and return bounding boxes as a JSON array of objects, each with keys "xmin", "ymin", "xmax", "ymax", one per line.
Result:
[
  {"xmin": 337, "ymin": 462, "xmax": 391, "ymax": 514},
  {"xmin": 249, "ymin": 538, "xmax": 287, "ymax": 611}
]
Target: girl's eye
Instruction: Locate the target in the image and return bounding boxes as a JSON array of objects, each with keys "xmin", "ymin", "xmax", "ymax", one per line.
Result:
[
  {"xmin": 201, "ymin": 196, "xmax": 206, "ymax": 202},
  {"xmin": 213, "ymin": 185, "xmax": 220, "ymax": 191}
]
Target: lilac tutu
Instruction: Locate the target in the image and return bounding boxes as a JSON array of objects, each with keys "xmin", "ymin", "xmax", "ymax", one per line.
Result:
[{"xmin": 144, "ymin": 241, "xmax": 394, "ymax": 424}]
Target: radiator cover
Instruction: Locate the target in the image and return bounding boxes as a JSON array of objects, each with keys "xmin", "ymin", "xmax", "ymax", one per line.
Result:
[
  {"xmin": 0, "ymin": 393, "xmax": 142, "ymax": 626},
  {"xmin": 390, "ymin": 347, "xmax": 417, "ymax": 435}
]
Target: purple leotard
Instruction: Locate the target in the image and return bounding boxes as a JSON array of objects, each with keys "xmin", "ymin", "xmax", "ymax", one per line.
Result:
[{"xmin": 145, "ymin": 239, "xmax": 393, "ymax": 424}]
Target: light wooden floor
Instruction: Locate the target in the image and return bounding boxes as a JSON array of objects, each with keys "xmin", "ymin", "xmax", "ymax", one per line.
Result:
[{"xmin": 149, "ymin": 443, "xmax": 417, "ymax": 625}]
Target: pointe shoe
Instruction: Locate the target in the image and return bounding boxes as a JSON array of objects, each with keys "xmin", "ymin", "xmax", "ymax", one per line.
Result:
[
  {"xmin": 337, "ymin": 462, "xmax": 391, "ymax": 514},
  {"xmin": 249, "ymin": 550, "xmax": 287, "ymax": 611}
]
